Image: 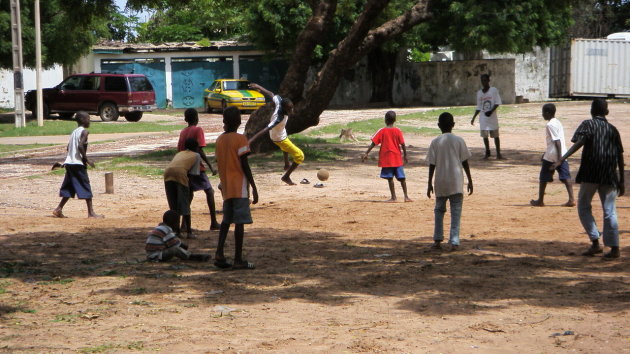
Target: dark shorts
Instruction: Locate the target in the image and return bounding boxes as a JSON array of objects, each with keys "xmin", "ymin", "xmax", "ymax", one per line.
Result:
[
  {"xmin": 165, "ymin": 181, "xmax": 191, "ymax": 216},
  {"xmin": 222, "ymin": 198, "xmax": 253, "ymax": 225},
  {"xmin": 380, "ymin": 166, "xmax": 405, "ymax": 180},
  {"xmin": 59, "ymin": 164, "xmax": 93, "ymax": 199},
  {"xmin": 540, "ymin": 159, "xmax": 571, "ymax": 182},
  {"xmin": 188, "ymin": 172, "xmax": 212, "ymax": 192}
]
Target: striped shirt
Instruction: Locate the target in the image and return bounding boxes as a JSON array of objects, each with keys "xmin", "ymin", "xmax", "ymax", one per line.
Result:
[
  {"xmin": 572, "ymin": 116, "xmax": 624, "ymax": 187},
  {"xmin": 145, "ymin": 224, "xmax": 181, "ymax": 253}
]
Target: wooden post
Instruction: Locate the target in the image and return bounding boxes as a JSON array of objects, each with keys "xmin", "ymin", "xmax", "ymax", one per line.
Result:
[{"xmin": 105, "ymin": 172, "xmax": 114, "ymax": 194}]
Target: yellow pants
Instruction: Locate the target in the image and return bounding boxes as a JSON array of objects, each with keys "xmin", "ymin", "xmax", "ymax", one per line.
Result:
[{"xmin": 274, "ymin": 138, "xmax": 304, "ymax": 164}]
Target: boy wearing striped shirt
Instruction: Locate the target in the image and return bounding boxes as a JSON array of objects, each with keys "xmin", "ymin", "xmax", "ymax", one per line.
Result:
[{"xmin": 146, "ymin": 210, "xmax": 209, "ymax": 262}]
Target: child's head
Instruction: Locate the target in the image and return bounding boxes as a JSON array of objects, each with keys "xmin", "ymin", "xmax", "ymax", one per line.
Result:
[
  {"xmin": 162, "ymin": 210, "xmax": 179, "ymax": 230},
  {"xmin": 542, "ymin": 103, "xmax": 556, "ymax": 120},
  {"xmin": 590, "ymin": 98, "xmax": 608, "ymax": 117},
  {"xmin": 75, "ymin": 111, "xmax": 90, "ymax": 128},
  {"xmin": 184, "ymin": 108, "xmax": 199, "ymax": 125},
  {"xmin": 223, "ymin": 106, "xmax": 241, "ymax": 132},
  {"xmin": 384, "ymin": 110, "xmax": 396, "ymax": 125},
  {"xmin": 480, "ymin": 74, "xmax": 490, "ymax": 89},
  {"xmin": 281, "ymin": 97, "xmax": 294, "ymax": 115},
  {"xmin": 184, "ymin": 137, "xmax": 199, "ymax": 151},
  {"xmin": 438, "ymin": 112, "xmax": 454, "ymax": 132}
]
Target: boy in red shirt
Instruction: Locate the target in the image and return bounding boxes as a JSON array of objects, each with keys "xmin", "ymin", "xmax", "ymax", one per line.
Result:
[{"xmin": 361, "ymin": 111, "xmax": 411, "ymax": 202}]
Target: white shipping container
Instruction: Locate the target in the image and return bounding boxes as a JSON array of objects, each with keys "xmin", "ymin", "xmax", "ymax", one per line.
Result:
[{"xmin": 549, "ymin": 38, "xmax": 630, "ymax": 98}]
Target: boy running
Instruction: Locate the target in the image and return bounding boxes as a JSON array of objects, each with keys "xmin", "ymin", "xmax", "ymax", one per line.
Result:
[
  {"xmin": 361, "ymin": 111, "xmax": 411, "ymax": 202},
  {"xmin": 214, "ymin": 107, "xmax": 258, "ymax": 270},
  {"xmin": 427, "ymin": 112, "xmax": 473, "ymax": 251},
  {"xmin": 530, "ymin": 103, "xmax": 575, "ymax": 207},
  {"xmin": 53, "ymin": 111, "xmax": 102, "ymax": 218},
  {"xmin": 248, "ymin": 83, "xmax": 304, "ymax": 185}
]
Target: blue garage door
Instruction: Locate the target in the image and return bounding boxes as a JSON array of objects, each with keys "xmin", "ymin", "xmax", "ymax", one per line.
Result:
[
  {"xmin": 239, "ymin": 56, "xmax": 288, "ymax": 94},
  {"xmin": 101, "ymin": 59, "xmax": 167, "ymax": 108},
  {"xmin": 171, "ymin": 58, "xmax": 234, "ymax": 109}
]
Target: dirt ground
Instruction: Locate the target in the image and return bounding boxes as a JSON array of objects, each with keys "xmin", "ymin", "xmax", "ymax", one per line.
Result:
[{"xmin": 0, "ymin": 100, "xmax": 629, "ymax": 353}]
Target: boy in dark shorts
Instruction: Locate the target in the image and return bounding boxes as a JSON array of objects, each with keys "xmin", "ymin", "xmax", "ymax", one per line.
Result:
[
  {"xmin": 214, "ymin": 106, "xmax": 258, "ymax": 270},
  {"xmin": 177, "ymin": 108, "xmax": 220, "ymax": 231},
  {"xmin": 164, "ymin": 138, "xmax": 201, "ymax": 238},
  {"xmin": 53, "ymin": 111, "xmax": 102, "ymax": 218},
  {"xmin": 530, "ymin": 103, "xmax": 575, "ymax": 207},
  {"xmin": 146, "ymin": 210, "xmax": 210, "ymax": 262},
  {"xmin": 361, "ymin": 111, "xmax": 411, "ymax": 202}
]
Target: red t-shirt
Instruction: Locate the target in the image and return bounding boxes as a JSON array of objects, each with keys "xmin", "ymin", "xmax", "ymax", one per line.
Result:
[
  {"xmin": 178, "ymin": 125, "xmax": 206, "ymax": 170},
  {"xmin": 371, "ymin": 127, "xmax": 404, "ymax": 167}
]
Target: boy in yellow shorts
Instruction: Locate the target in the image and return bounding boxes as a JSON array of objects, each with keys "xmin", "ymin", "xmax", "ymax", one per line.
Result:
[{"xmin": 248, "ymin": 83, "xmax": 304, "ymax": 185}]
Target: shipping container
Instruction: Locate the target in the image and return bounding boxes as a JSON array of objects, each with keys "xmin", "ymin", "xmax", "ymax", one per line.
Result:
[{"xmin": 549, "ymin": 38, "xmax": 630, "ymax": 98}]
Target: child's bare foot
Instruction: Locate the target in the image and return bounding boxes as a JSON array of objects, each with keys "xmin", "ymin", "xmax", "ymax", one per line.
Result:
[
  {"xmin": 88, "ymin": 213, "xmax": 104, "ymax": 218},
  {"xmin": 186, "ymin": 233, "xmax": 198, "ymax": 239},
  {"xmin": 281, "ymin": 176, "xmax": 296, "ymax": 185},
  {"xmin": 404, "ymin": 197, "xmax": 413, "ymax": 202},
  {"xmin": 448, "ymin": 244, "xmax": 459, "ymax": 252},
  {"xmin": 530, "ymin": 199, "xmax": 544, "ymax": 207},
  {"xmin": 210, "ymin": 223, "xmax": 220, "ymax": 231},
  {"xmin": 384, "ymin": 198, "xmax": 397, "ymax": 203},
  {"xmin": 52, "ymin": 209, "xmax": 66, "ymax": 218},
  {"xmin": 562, "ymin": 201, "xmax": 576, "ymax": 207},
  {"xmin": 430, "ymin": 241, "xmax": 442, "ymax": 250},
  {"xmin": 496, "ymin": 155, "xmax": 506, "ymax": 160}
]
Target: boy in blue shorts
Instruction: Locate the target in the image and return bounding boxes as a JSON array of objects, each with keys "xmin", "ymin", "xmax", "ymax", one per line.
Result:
[
  {"xmin": 530, "ymin": 103, "xmax": 575, "ymax": 207},
  {"xmin": 361, "ymin": 111, "xmax": 411, "ymax": 202},
  {"xmin": 214, "ymin": 107, "xmax": 258, "ymax": 270},
  {"xmin": 248, "ymin": 83, "xmax": 304, "ymax": 185}
]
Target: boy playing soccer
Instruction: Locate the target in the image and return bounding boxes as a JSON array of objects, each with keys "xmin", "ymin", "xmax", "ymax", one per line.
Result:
[
  {"xmin": 361, "ymin": 111, "xmax": 411, "ymax": 202},
  {"xmin": 214, "ymin": 106, "xmax": 258, "ymax": 269},
  {"xmin": 427, "ymin": 112, "xmax": 473, "ymax": 251},
  {"xmin": 530, "ymin": 103, "xmax": 575, "ymax": 207},
  {"xmin": 248, "ymin": 83, "xmax": 304, "ymax": 185},
  {"xmin": 146, "ymin": 210, "xmax": 210, "ymax": 262},
  {"xmin": 53, "ymin": 111, "xmax": 102, "ymax": 218}
]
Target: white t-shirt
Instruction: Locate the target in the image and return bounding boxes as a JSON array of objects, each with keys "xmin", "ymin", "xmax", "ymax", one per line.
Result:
[
  {"xmin": 427, "ymin": 133, "xmax": 472, "ymax": 197},
  {"xmin": 267, "ymin": 95, "xmax": 288, "ymax": 142},
  {"xmin": 64, "ymin": 126, "xmax": 85, "ymax": 165},
  {"xmin": 542, "ymin": 117, "xmax": 567, "ymax": 163},
  {"xmin": 476, "ymin": 87, "xmax": 502, "ymax": 130}
]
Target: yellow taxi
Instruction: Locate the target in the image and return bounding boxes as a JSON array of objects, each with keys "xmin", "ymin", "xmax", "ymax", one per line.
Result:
[{"xmin": 203, "ymin": 79, "xmax": 266, "ymax": 113}]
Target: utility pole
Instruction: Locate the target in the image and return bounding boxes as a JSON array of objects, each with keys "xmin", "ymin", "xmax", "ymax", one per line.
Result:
[
  {"xmin": 35, "ymin": 0, "xmax": 43, "ymax": 126},
  {"xmin": 10, "ymin": 0, "xmax": 26, "ymax": 128}
]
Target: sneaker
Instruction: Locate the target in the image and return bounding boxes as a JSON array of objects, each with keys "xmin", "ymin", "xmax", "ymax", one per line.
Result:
[
  {"xmin": 603, "ymin": 248, "xmax": 620, "ymax": 259},
  {"xmin": 581, "ymin": 245, "xmax": 603, "ymax": 256}
]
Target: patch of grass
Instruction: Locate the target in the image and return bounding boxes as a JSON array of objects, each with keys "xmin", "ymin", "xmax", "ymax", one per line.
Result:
[
  {"xmin": 250, "ymin": 144, "xmax": 344, "ymax": 166},
  {"xmin": 0, "ymin": 120, "xmax": 180, "ymax": 138},
  {"xmin": 0, "ymin": 107, "xmax": 13, "ymax": 114},
  {"xmin": 99, "ymin": 270, "xmax": 118, "ymax": 276},
  {"xmin": 38, "ymin": 278, "xmax": 74, "ymax": 285},
  {"xmin": 78, "ymin": 343, "xmax": 117, "ymax": 353},
  {"xmin": 129, "ymin": 287, "xmax": 147, "ymax": 295},
  {"xmin": 52, "ymin": 313, "xmax": 79, "ymax": 323},
  {"xmin": 130, "ymin": 300, "xmax": 152, "ymax": 306},
  {"xmin": 0, "ymin": 144, "xmax": 55, "ymax": 156},
  {"xmin": 95, "ymin": 148, "xmax": 182, "ymax": 177},
  {"xmin": 0, "ymin": 280, "xmax": 10, "ymax": 294}
]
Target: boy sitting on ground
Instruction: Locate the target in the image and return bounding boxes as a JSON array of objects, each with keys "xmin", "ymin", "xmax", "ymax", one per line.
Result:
[{"xmin": 146, "ymin": 210, "xmax": 210, "ymax": 262}]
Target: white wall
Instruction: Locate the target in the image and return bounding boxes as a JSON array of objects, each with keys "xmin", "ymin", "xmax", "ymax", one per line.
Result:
[{"xmin": 0, "ymin": 65, "xmax": 64, "ymax": 108}]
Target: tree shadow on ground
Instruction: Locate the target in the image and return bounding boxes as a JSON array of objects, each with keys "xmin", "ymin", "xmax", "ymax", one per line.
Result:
[{"xmin": 1, "ymin": 226, "xmax": 628, "ymax": 318}]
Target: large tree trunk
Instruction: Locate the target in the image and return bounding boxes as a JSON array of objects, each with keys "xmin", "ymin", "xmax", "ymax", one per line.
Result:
[{"xmin": 245, "ymin": 0, "xmax": 432, "ymax": 152}]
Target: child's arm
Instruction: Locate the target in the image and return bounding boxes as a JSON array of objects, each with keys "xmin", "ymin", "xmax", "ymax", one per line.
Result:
[
  {"xmin": 485, "ymin": 104, "xmax": 500, "ymax": 117},
  {"xmin": 553, "ymin": 138, "xmax": 563, "ymax": 162},
  {"xmin": 471, "ymin": 110, "xmax": 480, "ymax": 125},
  {"xmin": 78, "ymin": 130, "xmax": 94, "ymax": 168},
  {"xmin": 198, "ymin": 147, "xmax": 217, "ymax": 175},
  {"xmin": 618, "ymin": 153, "xmax": 625, "ymax": 197},
  {"xmin": 552, "ymin": 136, "xmax": 585, "ymax": 170},
  {"xmin": 427, "ymin": 164, "xmax": 435, "ymax": 198},
  {"xmin": 240, "ymin": 154, "xmax": 258, "ymax": 204},
  {"xmin": 248, "ymin": 126, "xmax": 271, "ymax": 145},
  {"xmin": 248, "ymin": 83, "xmax": 274, "ymax": 100},
  {"xmin": 462, "ymin": 160, "xmax": 473, "ymax": 195},
  {"xmin": 401, "ymin": 143, "xmax": 408, "ymax": 165},
  {"xmin": 361, "ymin": 142, "xmax": 376, "ymax": 162}
]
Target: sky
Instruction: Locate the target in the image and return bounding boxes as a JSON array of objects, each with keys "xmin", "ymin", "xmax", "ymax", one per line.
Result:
[{"xmin": 113, "ymin": 0, "xmax": 153, "ymax": 22}]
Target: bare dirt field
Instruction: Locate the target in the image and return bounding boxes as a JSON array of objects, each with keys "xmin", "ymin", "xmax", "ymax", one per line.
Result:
[{"xmin": 1, "ymin": 100, "xmax": 629, "ymax": 353}]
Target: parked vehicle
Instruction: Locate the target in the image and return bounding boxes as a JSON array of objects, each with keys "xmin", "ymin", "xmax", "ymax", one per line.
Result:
[
  {"xmin": 24, "ymin": 73, "xmax": 157, "ymax": 122},
  {"xmin": 203, "ymin": 79, "xmax": 266, "ymax": 113}
]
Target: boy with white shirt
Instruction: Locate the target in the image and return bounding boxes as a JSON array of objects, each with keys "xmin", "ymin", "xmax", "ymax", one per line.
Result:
[
  {"xmin": 530, "ymin": 103, "xmax": 575, "ymax": 207},
  {"xmin": 427, "ymin": 112, "xmax": 473, "ymax": 251},
  {"xmin": 471, "ymin": 74, "xmax": 503, "ymax": 159}
]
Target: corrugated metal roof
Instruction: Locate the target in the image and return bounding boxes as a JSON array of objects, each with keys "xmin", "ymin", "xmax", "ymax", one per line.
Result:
[{"xmin": 93, "ymin": 40, "xmax": 255, "ymax": 53}]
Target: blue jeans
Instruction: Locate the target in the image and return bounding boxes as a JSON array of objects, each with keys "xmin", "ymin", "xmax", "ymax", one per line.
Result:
[
  {"xmin": 433, "ymin": 193, "xmax": 464, "ymax": 246},
  {"xmin": 577, "ymin": 183, "xmax": 619, "ymax": 247}
]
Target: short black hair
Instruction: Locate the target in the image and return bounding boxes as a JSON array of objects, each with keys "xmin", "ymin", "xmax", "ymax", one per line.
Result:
[
  {"xmin": 75, "ymin": 111, "xmax": 89, "ymax": 123},
  {"xmin": 542, "ymin": 103, "xmax": 556, "ymax": 116},
  {"xmin": 281, "ymin": 97, "xmax": 293, "ymax": 110},
  {"xmin": 438, "ymin": 112, "xmax": 454, "ymax": 128},
  {"xmin": 480, "ymin": 74, "xmax": 490, "ymax": 80},
  {"xmin": 163, "ymin": 210, "xmax": 179, "ymax": 228},
  {"xmin": 223, "ymin": 106, "xmax": 241, "ymax": 131},
  {"xmin": 184, "ymin": 137, "xmax": 199, "ymax": 151},
  {"xmin": 184, "ymin": 108, "xmax": 198, "ymax": 124},
  {"xmin": 590, "ymin": 98, "xmax": 608, "ymax": 116},
  {"xmin": 385, "ymin": 110, "xmax": 396, "ymax": 125}
]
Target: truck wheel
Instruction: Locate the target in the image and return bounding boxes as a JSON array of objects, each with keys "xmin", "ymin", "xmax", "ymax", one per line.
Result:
[
  {"xmin": 124, "ymin": 112, "xmax": 143, "ymax": 122},
  {"xmin": 99, "ymin": 102, "xmax": 119, "ymax": 121}
]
